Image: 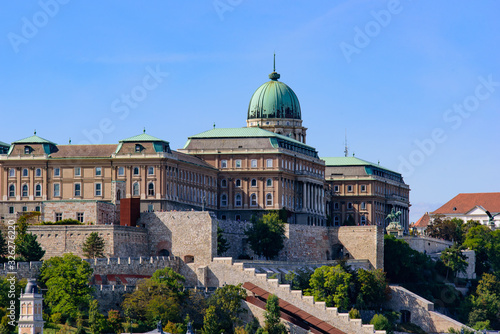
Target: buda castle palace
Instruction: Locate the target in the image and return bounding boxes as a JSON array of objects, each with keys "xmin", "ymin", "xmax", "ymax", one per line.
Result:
[{"xmin": 0, "ymin": 65, "xmax": 410, "ymax": 231}]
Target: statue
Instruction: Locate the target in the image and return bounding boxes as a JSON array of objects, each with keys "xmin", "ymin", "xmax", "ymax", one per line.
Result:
[
  {"xmin": 485, "ymin": 210, "xmax": 499, "ymax": 229},
  {"xmin": 385, "ymin": 208, "xmax": 402, "ymax": 223},
  {"xmin": 157, "ymin": 320, "xmax": 163, "ymax": 333},
  {"xmin": 386, "ymin": 208, "xmax": 403, "ymax": 236}
]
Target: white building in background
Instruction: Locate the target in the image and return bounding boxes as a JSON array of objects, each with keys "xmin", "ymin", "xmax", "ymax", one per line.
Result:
[{"xmin": 430, "ymin": 192, "xmax": 500, "ymax": 228}]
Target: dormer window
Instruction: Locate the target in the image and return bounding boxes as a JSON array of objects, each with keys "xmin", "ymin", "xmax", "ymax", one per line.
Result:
[
  {"xmin": 24, "ymin": 146, "xmax": 31, "ymax": 154},
  {"xmin": 135, "ymin": 144, "xmax": 142, "ymax": 153}
]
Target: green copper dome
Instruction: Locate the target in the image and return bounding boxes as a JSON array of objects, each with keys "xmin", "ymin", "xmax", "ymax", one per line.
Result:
[{"xmin": 247, "ymin": 70, "xmax": 301, "ymax": 120}]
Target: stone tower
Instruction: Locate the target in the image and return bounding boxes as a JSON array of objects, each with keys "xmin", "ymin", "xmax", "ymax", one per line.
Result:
[{"xmin": 18, "ymin": 279, "xmax": 44, "ymax": 334}]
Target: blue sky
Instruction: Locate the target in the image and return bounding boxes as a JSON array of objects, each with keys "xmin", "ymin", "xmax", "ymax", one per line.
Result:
[{"xmin": 1, "ymin": 1, "xmax": 499, "ymax": 222}]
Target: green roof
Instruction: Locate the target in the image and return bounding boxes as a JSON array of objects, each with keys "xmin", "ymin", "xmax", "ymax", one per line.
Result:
[
  {"xmin": 0, "ymin": 141, "xmax": 9, "ymax": 147},
  {"xmin": 188, "ymin": 127, "xmax": 314, "ymax": 148},
  {"xmin": 13, "ymin": 134, "xmax": 56, "ymax": 145},
  {"xmin": 120, "ymin": 133, "xmax": 168, "ymax": 143},
  {"xmin": 321, "ymin": 157, "xmax": 398, "ymax": 174}
]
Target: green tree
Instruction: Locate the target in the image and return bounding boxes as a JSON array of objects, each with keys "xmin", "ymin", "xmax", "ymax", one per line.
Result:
[
  {"xmin": 245, "ymin": 213, "xmax": 285, "ymax": 260},
  {"xmin": 208, "ymin": 284, "xmax": 247, "ymax": 334},
  {"xmin": 16, "ymin": 233, "xmax": 45, "ymax": 261},
  {"xmin": 217, "ymin": 226, "xmax": 230, "ymax": 256},
  {"xmin": 82, "ymin": 232, "xmax": 105, "ymax": 259},
  {"xmin": 88, "ymin": 299, "xmax": 105, "ymax": 334},
  {"xmin": 463, "ymin": 225, "xmax": 492, "ymax": 276},
  {"xmin": 426, "ymin": 217, "xmax": 464, "ymax": 243},
  {"xmin": 370, "ymin": 314, "xmax": 392, "ymax": 333},
  {"xmin": 201, "ymin": 305, "xmax": 220, "ymax": 334},
  {"xmin": 39, "ymin": 253, "xmax": 94, "ymax": 320},
  {"xmin": 122, "ymin": 268, "xmax": 187, "ymax": 327},
  {"xmin": 263, "ymin": 294, "xmax": 287, "ymax": 334},
  {"xmin": 468, "ymin": 273, "xmax": 500, "ymax": 329},
  {"xmin": 283, "ymin": 267, "xmax": 313, "ymax": 291},
  {"xmin": 0, "ymin": 231, "xmax": 7, "ymax": 259},
  {"xmin": 356, "ymin": 269, "xmax": 387, "ymax": 309},
  {"xmin": 440, "ymin": 244, "xmax": 468, "ymax": 280},
  {"xmin": 307, "ymin": 265, "xmax": 352, "ymax": 310},
  {"xmin": 107, "ymin": 310, "xmax": 123, "ymax": 334},
  {"xmin": 487, "ymin": 230, "xmax": 500, "ymax": 275}
]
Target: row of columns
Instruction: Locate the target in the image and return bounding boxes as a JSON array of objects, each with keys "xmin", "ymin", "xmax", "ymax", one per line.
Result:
[{"xmin": 302, "ymin": 182, "xmax": 324, "ymax": 215}]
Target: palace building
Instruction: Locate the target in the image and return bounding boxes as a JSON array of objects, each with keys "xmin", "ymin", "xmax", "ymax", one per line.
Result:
[{"xmin": 0, "ymin": 66, "xmax": 410, "ymax": 229}]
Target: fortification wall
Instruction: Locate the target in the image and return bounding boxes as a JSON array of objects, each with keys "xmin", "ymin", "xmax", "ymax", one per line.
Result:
[
  {"xmin": 384, "ymin": 285, "xmax": 471, "ymax": 333},
  {"xmin": 217, "ymin": 221, "xmax": 384, "ymax": 269},
  {"xmin": 28, "ymin": 225, "xmax": 148, "ymax": 259},
  {"xmin": 139, "ymin": 211, "xmax": 217, "ymax": 266},
  {"xmin": 402, "ymin": 236, "xmax": 453, "ymax": 254},
  {"xmin": 0, "ymin": 256, "xmax": 179, "ymax": 280},
  {"xmin": 41, "ymin": 201, "xmax": 117, "ymax": 225}
]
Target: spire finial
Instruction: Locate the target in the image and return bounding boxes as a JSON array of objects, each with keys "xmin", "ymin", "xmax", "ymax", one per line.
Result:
[
  {"xmin": 69, "ymin": 138, "xmax": 71, "ymax": 145},
  {"xmin": 143, "ymin": 127, "xmax": 146, "ymax": 133},
  {"xmin": 34, "ymin": 129, "xmax": 36, "ymax": 135},
  {"xmin": 213, "ymin": 122, "xmax": 216, "ymax": 129},
  {"xmin": 269, "ymin": 53, "xmax": 280, "ymax": 81}
]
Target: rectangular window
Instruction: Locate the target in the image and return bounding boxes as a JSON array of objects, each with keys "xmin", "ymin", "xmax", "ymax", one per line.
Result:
[
  {"xmin": 74, "ymin": 183, "xmax": 81, "ymax": 197},
  {"xmin": 9, "ymin": 169, "xmax": 15, "ymax": 177},
  {"xmin": 360, "ymin": 185, "xmax": 366, "ymax": 192},
  {"xmin": 118, "ymin": 167, "xmax": 125, "ymax": 176},
  {"xmin": 95, "ymin": 167, "xmax": 102, "ymax": 176},
  {"xmin": 74, "ymin": 167, "xmax": 81, "ymax": 176},
  {"xmin": 347, "ymin": 185, "xmax": 353, "ymax": 192},
  {"xmin": 235, "ymin": 160, "xmax": 242, "ymax": 168},
  {"xmin": 77, "ymin": 212, "xmax": 84, "ymax": 223},
  {"xmin": 9, "ymin": 207, "xmax": 14, "ymax": 214},
  {"xmin": 251, "ymin": 159, "xmax": 257, "ymax": 168},
  {"xmin": 35, "ymin": 168, "xmax": 41, "ymax": 177},
  {"xmin": 35, "ymin": 206, "xmax": 40, "ymax": 212},
  {"xmin": 361, "ymin": 202, "xmax": 366, "ymax": 210},
  {"xmin": 55, "ymin": 213, "xmax": 62, "ymax": 222},
  {"xmin": 148, "ymin": 166, "xmax": 154, "ymax": 175},
  {"xmin": 53, "ymin": 183, "xmax": 60, "ymax": 197},
  {"xmin": 95, "ymin": 183, "xmax": 102, "ymax": 196},
  {"xmin": 22, "ymin": 206, "xmax": 27, "ymax": 212},
  {"xmin": 347, "ymin": 202, "xmax": 353, "ymax": 210},
  {"xmin": 266, "ymin": 159, "xmax": 273, "ymax": 168},
  {"xmin": 333, "ymin": 185, "xmax": 339, "ymax": 192},
  {"xmin": 54, "ymin": 168, "xmax": 60, "ymax": 177},
  {"xmin": 221, "ymin": 160, "xmax": 227, "ymax": 168}
]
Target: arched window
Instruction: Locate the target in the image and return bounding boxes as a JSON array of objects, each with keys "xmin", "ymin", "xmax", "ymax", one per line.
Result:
[
  {"xmin": 22, "ymin": 168, "xmax": 28, "ymax": 177},
  {"xmin": 221, "ymin": 179, "xmax": 227, "ymax": 187},
  {"xmin": 133, "ymin": 167, "xmax": 139, "ymax": 175},
  {"xmin": 221, "ymin": 194, "xmax": 228, "ymax": 207},
  {"xmin": 148, "ymin": 182, "xmax": 155, "ymax": 196},
  {"xmin": 235, "ymin": 179, "xmax": 241, "ymax": 187},
  {"xmin": 35, "ymin": 184, "xmax": 41, "ymax": 197},
  {"xmin": 266, "ymin": 178, "xmax": 273, "ymax": 187},
  {"xmin": 132, "ymin": 182, "xmax": 140, "ymax": 196},
  {"xmin": 9, "ymin": 184, "xmax": 15, "ymax": 197},
  {"xmin": 116, "ymin": 189, "xmax": 121, "ymax": 201},
  {"xmin": 266, "ymin": 193, "xmax": 273, "ymax": 207},
  {"xmin": 22, "ymin": 184, "xmax": 28, "ymax": 197},
  {"xmin": 148, "ymin": 166, "xmax": 154, "ymax": 175},
  {"xmin": 251, "ymin": 179, "xmax": 257, "ymax": 187},
  {"xmin": 235, "ymin": 193, "xmax": 242, "ymax": 207},
  {"xmin": 250, "ymin": 193, "xmax": 257, "ymax": 207}
]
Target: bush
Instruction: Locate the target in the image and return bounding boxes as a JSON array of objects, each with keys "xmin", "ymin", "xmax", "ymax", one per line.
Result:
[
  {"xmin": 348, "ymin": 308, "xmax": 361, "ymax": 319},
  {"xmin": 370, "ymin": 314, "xmax": 392, "ymax": 332},
  {"xmin": 38, "ymin": 219, "xmax": 83, "ymax": 225},
  {"xmin": 50, "ymin": 312, "xmax": 63, "ymax": 324}
]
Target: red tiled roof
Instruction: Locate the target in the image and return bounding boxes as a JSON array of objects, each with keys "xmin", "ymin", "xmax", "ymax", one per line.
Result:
[
  {"xmin": 51, "ymin": 144, "xmax": 117, "ymax": 158},
  {"xmin": 432, "ymin": 193, "xmax": 500, "ymax": 215},
  {"xmin": 414, "ymin": 212, "xmax": 430, "ymax": 228}
]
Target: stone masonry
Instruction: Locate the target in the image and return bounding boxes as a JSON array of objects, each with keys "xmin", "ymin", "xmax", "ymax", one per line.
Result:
[{"xmin": 29, "ymin": 225, "xmax": 148, "ymax": 259}]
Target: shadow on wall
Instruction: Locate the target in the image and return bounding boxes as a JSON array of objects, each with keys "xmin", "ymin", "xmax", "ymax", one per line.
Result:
[{"xmin": 141, "ymin": 213, "xmax": 173, "ymax": 257}]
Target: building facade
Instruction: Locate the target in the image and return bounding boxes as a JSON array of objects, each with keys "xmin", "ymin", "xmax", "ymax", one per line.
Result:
[
  {"xmin": 323, "ymin": 157, "xmax": 410, "ymax": 231},
  {"xmin": 0, "ymin": 67, "xmax": 410, "ymax": 229},
  {"xmin": 18, "ymin": 279, "xmax": 44, "ymax": 334}
]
